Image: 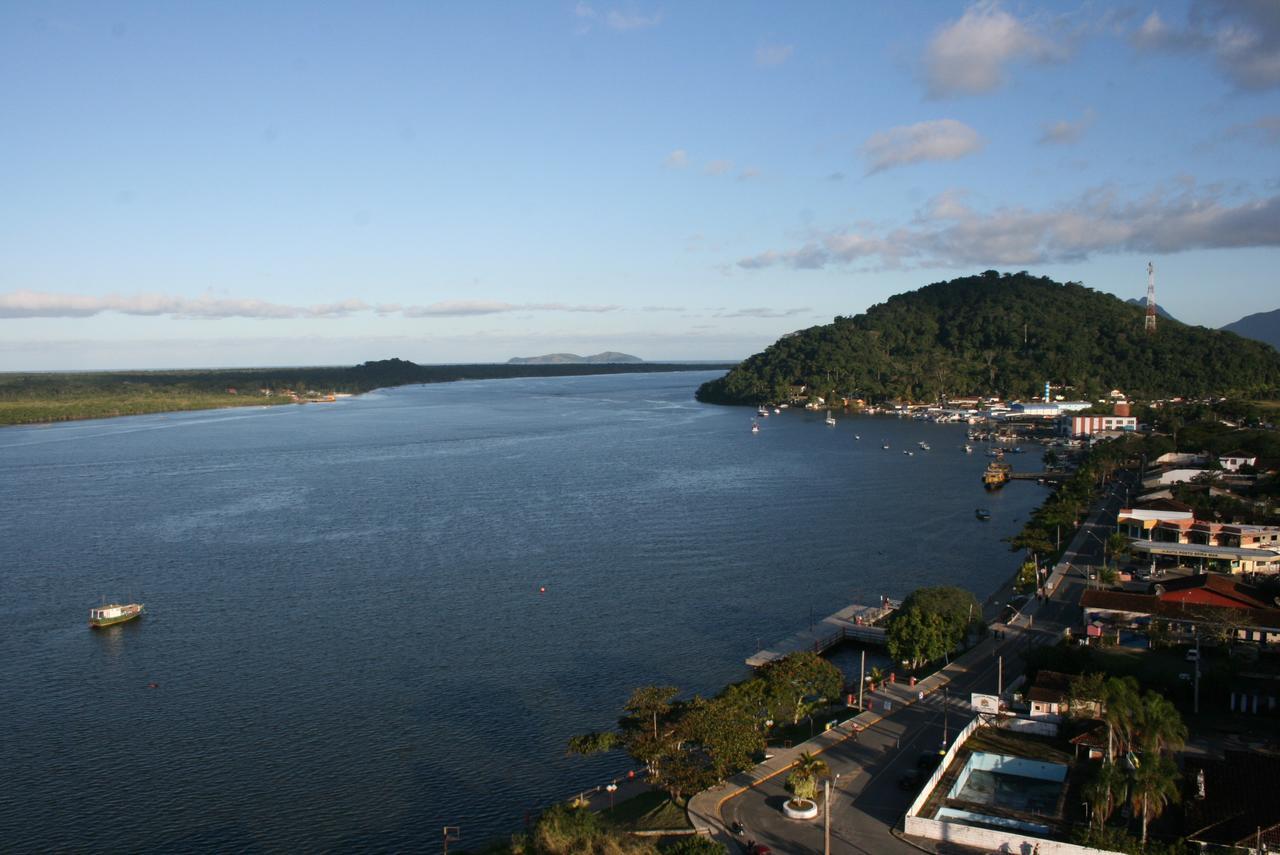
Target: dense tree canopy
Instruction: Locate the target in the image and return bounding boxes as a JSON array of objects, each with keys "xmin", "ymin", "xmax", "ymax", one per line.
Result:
[
  {"xmin": 886, "ymin": 586, "xmax": 981, "ymax": 669},
  {"xmin": 696, "ymin": 271, "xmax": 1280, "ymax": 405}
]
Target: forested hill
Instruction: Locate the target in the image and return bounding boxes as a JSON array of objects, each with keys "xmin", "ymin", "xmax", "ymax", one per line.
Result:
[{"xmin": 696, "ymin": 271, "xmax": 1280, "ymax": 406}]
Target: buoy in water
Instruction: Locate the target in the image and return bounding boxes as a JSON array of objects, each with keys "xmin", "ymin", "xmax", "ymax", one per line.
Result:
[
  {"xmin": 539, "ymin": 586, "xmax": 546, "ymax": 594},
  {"xmin": 147, "ymin": 682, "xmax": 159, "ymax": 689}
]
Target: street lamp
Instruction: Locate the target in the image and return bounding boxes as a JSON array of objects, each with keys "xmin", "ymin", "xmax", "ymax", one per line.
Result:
[
  {"xmin": 824, "ymin": 772, "xmax": 842, "ymax": 855},
  {"xmin": 940, "ymin": 687, "xmax": 950, "ymax": 753}
]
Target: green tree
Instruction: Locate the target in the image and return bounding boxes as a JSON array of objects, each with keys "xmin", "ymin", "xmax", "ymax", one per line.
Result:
[
  {"xmin": 786, "ymin": 751, "xmax": 829, "ymax": 803},
  {"xmin": 1128, "ymin": 753, "xmax": 1181, "ymax": 847},
  {"xmin": 1135, "ymin": 693, "xmax": 1187, "ymax": 756},
  {"xmin": 761, "ymin": 652, "xmax": 842, "ymax": 725},
  {"xmin": 678, "ymin": 695, "xmax": 765, "ymax": 783},
  {"xmin": 1103, "ymin": 677, "xmax": 1142, "ymax": 762},
  {"xmin": 886, "ymin": 586, "xmax": 979, "ymax": 669},
  {"xmin": 1082, "ymin": 761, "xmax": 1128, "ymax": 829}
]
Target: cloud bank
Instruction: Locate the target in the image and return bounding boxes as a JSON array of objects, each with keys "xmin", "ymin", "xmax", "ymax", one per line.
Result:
[
  {"xmin": 1133, "ymin": 0, "xmax": 1280, "ymax": 90},
  {"xmin": 737, "ymin": 183, "xmax": 1280, "ymax": 270},
  {"xmin": 0, "ymin": 293, "xmax": 621, "ymax": 320}
]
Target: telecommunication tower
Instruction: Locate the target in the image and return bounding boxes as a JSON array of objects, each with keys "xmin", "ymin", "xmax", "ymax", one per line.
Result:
[{"xmin": 1145, "ymin": 261, "xmax": 1157, "ymax": 334}]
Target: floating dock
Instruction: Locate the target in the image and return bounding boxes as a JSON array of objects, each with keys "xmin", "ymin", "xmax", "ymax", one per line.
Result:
[{"xmin": 746, "ymin": 599, "xmax": 900, "ymax": 668}]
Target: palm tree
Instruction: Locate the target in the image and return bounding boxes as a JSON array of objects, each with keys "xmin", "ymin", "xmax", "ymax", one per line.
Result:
[
  {"xmin": 786, "ymin": 752, "xmax": 829, "ymax": 804},
  {"xmin": 1103, "ymin": 677, "xmax": 1141, "ymax": 762},
  {"xmin": 1082, "ymin": 761, "xmax": 1127, "ymax": 829},
  {"xmin": 1136, "ymin": 693, "xmax": 1187, "ymax": 756},
  {"xmin": 1129, "ymin": 753, "xmax": 1181, "ymax": 846}
]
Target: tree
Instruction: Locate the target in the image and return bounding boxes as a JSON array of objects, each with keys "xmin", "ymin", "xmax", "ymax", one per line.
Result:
[
  {"xmin": 1067, "ymin": 672, "xmax": 1107, "ymax": 719},
  {"xmin": 1082, "ymin": 761, "xmax": 1128, "ymax": 829},
  {"xmin": 886, "ymin": 586, "xmax": 979, "ymax": 669},
  {"xmin": 760, "ymin": 652, "xmax": 842, "ymax": 725},
  {"xmin": 786, "ymin": 752, "xmax": 829, "ymax": 803},
  {"xmin": 1135, "ymin": 693, "xmax": 1187, "ymax": 757},
  {"xmin": 1103, "ymin": 677, "xmax": 1142, "ymax": 762},
  {"xmin": 678, "ymin": 695, "xmax": 764, "ymax": 783},
  {"xmin": 1128, "ymin": 753, "xmax": 1180, "ymax": 847},
  {"xmin": 566, "ymin": 731, "xmax": 618, "ymax": 757}
]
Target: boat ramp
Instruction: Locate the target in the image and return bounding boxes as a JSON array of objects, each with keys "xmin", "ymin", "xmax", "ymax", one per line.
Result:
[{"xmin": 746, "ymin": 598, "xmax": 900, "ymax": 668}]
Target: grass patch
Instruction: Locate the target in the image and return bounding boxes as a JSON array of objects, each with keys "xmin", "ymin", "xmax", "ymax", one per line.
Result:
[
  {"xmin": 765, "ymin": 703, "xmax": 855, "ymax": 747},
  {"xmin": 964, "ymin": 727, "xmax": 1074, "ymax": 765},
  {"xmin": 600, "ymin": 791, "xmax": 691, "ymax": 831}
]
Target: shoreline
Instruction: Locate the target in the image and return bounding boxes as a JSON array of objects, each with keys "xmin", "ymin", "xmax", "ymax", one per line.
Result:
[{"xmin": 0, "ymin": 363, "xmax": 731, "ymax": 428}]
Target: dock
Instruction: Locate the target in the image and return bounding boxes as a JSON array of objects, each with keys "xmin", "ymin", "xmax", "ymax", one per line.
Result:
[{"xmin": 746, "ymin": 599, "xmax": 900, "ymax": 668}]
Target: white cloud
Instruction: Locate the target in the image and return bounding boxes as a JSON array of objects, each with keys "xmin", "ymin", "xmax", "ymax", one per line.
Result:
[
  {"xmin": 715, "ymin": 307, "xmax": 811, "ymax": 319},
  {"xmin": 704, "ymin": 159, "xmax": 734, "ymax": 176},
  {"xmin": 1038, "ymin": 108, "xmax": 1096, "ymax": 145},
  {"xmin": 737, "ymin": 183, "xmax": 1280, "ymax": 270},
  {"xmin": 663, "ymin": 148, "xmax": 688, "ymax": 169},
  {"xmin": 1132, "ymin": 0, "xmax": 1280, "ymax": 90},
  {"xmin": 924, "ymin": 2, "xmax": 1063, "ymax": 97},
  {"xmin": 861, "ymin": 119, "xmax": 984, "ymax": 174},
  {"xmin": 737, "ymin": 166, "xmax": 761, "ymax": 181},
  {"xmin": 573, "ymin": 3, "xmax": 662, "ymax": 33},
  {"xmin": 0, "ymin": 293, "xmax": 621, "ymax": 320},
  {"xmin": 755, "ymin": 44, "xmax": 794, "ymax": 67},
  {"xmin": 0, "ymin": 291, "xmax": 370, "ymax": 320}
]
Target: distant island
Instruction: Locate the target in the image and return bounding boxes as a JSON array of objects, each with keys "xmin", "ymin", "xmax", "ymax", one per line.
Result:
[
  {"xmin": 0, "ymin": 357, "xmax": 732, "ymax": 427},
  {"xmin": 697, "ymin": 270, "xmax": 1280, "ymax": 406},
  {"xmin": 507, "ymin": 351, "xmax": 643, "ymax": 365}
]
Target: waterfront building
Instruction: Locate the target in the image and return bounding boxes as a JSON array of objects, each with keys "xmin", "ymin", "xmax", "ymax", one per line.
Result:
[
  {"xmin": 1218, "ymin": 450, "xmax": 1258, "ymax": 472},
  {"xmin": 1081, "ymin": 573, "xmax": 1280, "ymax": 644}
]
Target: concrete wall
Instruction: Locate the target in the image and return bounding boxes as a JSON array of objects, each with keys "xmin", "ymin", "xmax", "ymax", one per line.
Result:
[
  {"xmin": 906, "ymin": 715, "xmax": 981, "ymax": 818},
  {"xmin": 903, "ymin": 815, "xmax": 1122, "ymax": 855}
]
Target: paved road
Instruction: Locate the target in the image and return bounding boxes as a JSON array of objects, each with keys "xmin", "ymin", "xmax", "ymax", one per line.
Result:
[{"xmin": 703, "ymin": 471, "xmax": 1135, "ymax": 855}]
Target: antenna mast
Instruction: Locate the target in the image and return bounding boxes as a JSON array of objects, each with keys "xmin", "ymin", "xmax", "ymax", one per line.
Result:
[{"xmin": 1145, "ymin": 261, "xmax": 1156, "ymax": 334}]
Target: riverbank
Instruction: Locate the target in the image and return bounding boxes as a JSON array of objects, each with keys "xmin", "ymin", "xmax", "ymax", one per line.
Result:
[{"xmin": 0, "ymin": 359, "xmax": 733, "ymax": 426}]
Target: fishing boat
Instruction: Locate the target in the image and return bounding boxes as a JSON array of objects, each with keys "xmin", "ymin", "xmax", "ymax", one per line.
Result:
[
  {"xmin": 89, "ymin": 602, "xmax": 144, "ymax": 628},
  {"xmin": 773, "ymin": 407, "xmax": 781, "ymax": 414},
  {"xmin": 751, "ymin": 420, "xmax": 760, "ymax": 433},
  {"xmin": 919, "ymin": 441, "xmax": 931, "ymax": 451},
  {"xmin": 975, "ymin": 508, "xmax": 992, "ymax": 520},
  {"xmin": 825, "ymin": 412, "xmax": 837, "ymax": 426},
  {"xmin": 882, "ymin": 442, "xmax": 890, "ymax": 450},
  {"xmin": 964, "ymin": 444, "xmax": 973, "ymax": 453},
  {"xmin": 854, "ymin": 434, "xmax": 861, "ymax": 440},
  {"xmin": 758, "ymin": 406, "xmax": 769, "ymax": 417}
]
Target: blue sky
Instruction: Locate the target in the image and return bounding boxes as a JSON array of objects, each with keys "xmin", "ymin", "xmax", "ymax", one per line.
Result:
[{"xmin": 2, "ymin": 1, "xmax": 1278, "ymax": 369}]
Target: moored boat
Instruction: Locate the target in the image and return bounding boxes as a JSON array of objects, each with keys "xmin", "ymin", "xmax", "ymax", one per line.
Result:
[
  {"xmin": 89, "ymin": 602, "xmax": 144, "ymax": 628},
  {"xmin": 975, "ymin": 508, "xmax": 992, "ymax": 520}
]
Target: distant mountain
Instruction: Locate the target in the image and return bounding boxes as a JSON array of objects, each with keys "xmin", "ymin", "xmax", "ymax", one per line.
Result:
[
  {"xmin": 1222, "ymin": 308, "xmax": 1280, "ymax": 351},
  {"xmin": 1126, "ymin": 297, "xmax": 1178, "ymax": 322},
  {"xmin": 507, "ymin": 352, "xmax": 643, "ymax": 365},
  {"xmin": 695, "ymin": 271, "xmax": 1280, "ymax": 405}
]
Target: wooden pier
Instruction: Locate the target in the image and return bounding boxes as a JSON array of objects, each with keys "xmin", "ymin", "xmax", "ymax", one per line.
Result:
[{"xmin": 746, "ymin": 599, "xmax": 900, "ymax": 668}]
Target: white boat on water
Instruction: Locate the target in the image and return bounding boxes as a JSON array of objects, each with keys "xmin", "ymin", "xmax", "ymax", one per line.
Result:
[
  {"xmin": 758, "ymin": 406, "xmax": 769, "ymax": 417},
  {"xmin": 964, "ymin": 444, "xmax": 974, "ymax": 453},
  {"xmin": 882, "ymin": 442, "xmax": 890, "ymax": 449},
  {"xmin": 773, "ymin": 407, "xmax": 781, "ymax": 414},
  {"xmin": 751, "ymin": 421, "xmax": 760, "ymax": 433},
  {"xmin": 918, "ymin": 441, "xmax": 931, "ymax": 451},
  {"xmin": 825, "ymin": 413, "xmax": 837, "ymax": 426},
  {"xmin": 854, "ymin": 434, "xmax": 861, "ymax": 440}
]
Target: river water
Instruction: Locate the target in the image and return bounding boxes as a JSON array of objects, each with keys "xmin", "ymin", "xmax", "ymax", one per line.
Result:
[{"xmin": 0, "ymin": 371, "xmax": 1044, "ymax": 851}]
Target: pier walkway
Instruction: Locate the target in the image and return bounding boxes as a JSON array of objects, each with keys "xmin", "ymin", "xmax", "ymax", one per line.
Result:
[{"xmin": 745, "ymin": 600, "xmax": 899, "ymax": 668}]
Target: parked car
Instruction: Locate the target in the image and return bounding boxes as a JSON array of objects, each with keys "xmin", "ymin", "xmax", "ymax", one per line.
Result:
[{"xmin": 1186, "ymin": 649, "xmax": 1200, "ymax": 662}]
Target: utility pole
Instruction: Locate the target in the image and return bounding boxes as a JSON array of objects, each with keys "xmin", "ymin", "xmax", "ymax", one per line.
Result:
[
  {"xmin": 998, "ymin": 655, "xmax": 1003, "ymax": 698},
  {"xmin": 859, "ymin": 650, "xmax": 866, "ymax": 711},
  {"xmin": 1194, "ymin": 631, "xmax": 1202, "ymax": 715},
  {"xmin": 824, "ymin": 778, "xmax": 832, "ymax": 855}
]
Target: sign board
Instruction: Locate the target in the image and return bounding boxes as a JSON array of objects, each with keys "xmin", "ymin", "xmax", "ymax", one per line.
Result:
[{"xmin": 970, "ymin": 693, "xmax": 1000, "ymax": 714}]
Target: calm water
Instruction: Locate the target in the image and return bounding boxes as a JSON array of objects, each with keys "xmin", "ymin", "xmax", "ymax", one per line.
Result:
[{"xmin": 0, "ymin": 371, "xmax": 1044, "ymax": 851}]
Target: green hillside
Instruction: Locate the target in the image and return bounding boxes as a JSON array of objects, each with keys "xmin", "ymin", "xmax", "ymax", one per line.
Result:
[{"xmin": 696, "ymin": 271, "xmax": 1280, "ymax": 405}]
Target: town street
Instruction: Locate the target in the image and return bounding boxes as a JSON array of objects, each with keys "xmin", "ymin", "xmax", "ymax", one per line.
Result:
[{"xmin": 699, "ymin": 473, "xmax": 1132, "ymax": 854}]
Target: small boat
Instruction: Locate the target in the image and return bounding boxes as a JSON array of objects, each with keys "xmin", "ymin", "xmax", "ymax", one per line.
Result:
[
  {"xmin": 89, "ymin": 602, "xmax": 144, "ymax": 628},
  {"xmin": 751, "ymin": 420, "xmax": 760, "ymax": 433},
  {"xmin": 964, "ymin": 444, "xmax": 973, "ymax": 453},
  {"xmin": 854, "ymin": 434, "xmax": 861, "ymax": 440},
  {"xmin": 919, "ymin": 442, "xmax": 931, "ymax": 451},
  {"xmin": 758, "ymin": 406, "xmax": 769, "ymax": 417},
  {"xmin": 774, "ymin": 407, "xmax": 781, "ymax": 414},
  {"xmin": 975, "ymin": 508, "xmax": 992, "ymax": 520},
  {"xmin": 825, "ymin": 413, "xmax": 837, "ymax": 426},
  {"xmin": 882, "ymin": 442, "xmax": 890, "ymax": 450},
  {"xmin": 903, "ymin": 450, "xmax": 914, "ymax": 456}
]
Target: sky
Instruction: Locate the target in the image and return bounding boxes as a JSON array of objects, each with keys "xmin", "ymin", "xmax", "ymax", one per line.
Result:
[{"xmin": 2, "ymin": 1, "xmax": 1278, "ymax": 370}]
